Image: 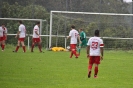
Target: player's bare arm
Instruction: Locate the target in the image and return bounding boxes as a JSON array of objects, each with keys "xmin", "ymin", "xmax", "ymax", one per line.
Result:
[
  {"xmin": 35, "ymin": 31, "xmax": 39, "ymax": 36},
  {"xmin": 100, "ymin": 47, "xmax": 104, "ymax": 60},
  {"xmin": 15, "ymin": 31, "xmax": 20, "ymax": 38},
  {"xmin": 67, "ymin": 36, "xmax": 71, "ymax": 39},
  {"xmin": 86, "ymin": 45, "xmax": 90, "ymax": 58}
]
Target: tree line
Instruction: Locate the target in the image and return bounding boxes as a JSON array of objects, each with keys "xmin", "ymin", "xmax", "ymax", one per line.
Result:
[{"xmin": 0, "ymin": 0, "xmax": 133, "ymax": 49}]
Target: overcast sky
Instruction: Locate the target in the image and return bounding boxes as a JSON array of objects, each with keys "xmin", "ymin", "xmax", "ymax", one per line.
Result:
[{"xmin": 123, "ymin": 0, "xmax": 132, "ymax": 2}]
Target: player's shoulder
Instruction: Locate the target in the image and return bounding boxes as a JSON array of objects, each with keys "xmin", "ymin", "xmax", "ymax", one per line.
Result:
[{"xmin": 34, "ymin": 25, "xmax": 39, "ymax": 28}]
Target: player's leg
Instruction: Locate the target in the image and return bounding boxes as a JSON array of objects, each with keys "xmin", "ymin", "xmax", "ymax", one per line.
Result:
[
  {"xmin": 0, "ymin": 40, "xmax": 2, "ymax": 50},
  {"xmin": 70, "ymin": 44, "xmax": 78, "ymax": 58},
  {"xmin": 21, "ymin": 39, "xmax": 26, "ymax": 52},
  {"xmin": 78, "ymin": 40, "xmax": 87, "ymax": 55},
  {"xmin": 1, "ymin": 40, "xmax": 5, "ymax": 51},
  {"xmin": 70, "ymin": 44, "xmax": 73, "ymax": 58},
  {"xmin": 94, "ymin": 56, "xmax": 100, "ymax": 78},
  {"xmin": 88, "ymin": 56, "xmax": 94, "ymax": 78},
  {"xmin": 77, "ymin": 43, "xmax": 82, "ymax": 55},
  {"xmin": 94, "ymin": 64, "xmax": 98, "ymax": 78},
  {"xmin": 31, "ymin": 38, "xmax": 35, "ymax": 52},
  {"xmin": 37, "ymin": 38, "xmax": 43, "ymax": 52},
  {"xmin": 13, "ymin": 40, "xmax": 20, "ymax": 52},
  {"xmin": 2, "ymin": 36, "xmax": 7, "ymax": 51},
  {"xmin": 38, "ymin": 41, "xmax": 42, "ymax": 52}
]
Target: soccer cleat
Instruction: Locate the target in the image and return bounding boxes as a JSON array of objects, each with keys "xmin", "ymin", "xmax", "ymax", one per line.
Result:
[
  {"xmin": 94, "ymin": 75, "xmax": 98, "ymax": 78},
  {"xmin": 88, "ymin": 74, "xmax": 91, "ymax": 78},
  {"xmin": 40, "ymin": 51, "xmax": 44, "ymax": 53},
  {"xmin": 75, "ymin": 56, "xmax": 78, "ymax": 59},
  {"xmin": 12, "ymin": 50, "xmax": 17, "ymax": 52},
  {"xmin": 77, "ymin": 54, "xmax": 80, "ymax": 56}
]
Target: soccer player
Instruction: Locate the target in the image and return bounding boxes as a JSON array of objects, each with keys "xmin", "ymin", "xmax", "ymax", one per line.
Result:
[
  {"xmin": 13, "ymin": 21, "xmax": 26, "ymax": 52},
  {"xmin": 67, "ymin": 25, "xmax": 81, "ymax": 58},
  {"xmin": 2, "ymin": 26, "xmax": 7, "ymax": 50},
  {"xmin": 0, "ymin": 24, "xmax": 6, "ymax": 51},
  {"xmin": 78, "ymin": 28, "xmax": 87, "ymax": 55},
  {"xmin": 31, "ymin": 22, "xmax": 43, "ymax": 52},
  {"xmin": 86, "ymin": 30, "xmax": 104, "ymax": 78}
]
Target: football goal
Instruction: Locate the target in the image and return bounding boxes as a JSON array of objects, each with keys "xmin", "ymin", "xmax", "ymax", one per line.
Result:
[{"xmin": 49, "ymin": 10, "xmax": 133, "ymax": 50}]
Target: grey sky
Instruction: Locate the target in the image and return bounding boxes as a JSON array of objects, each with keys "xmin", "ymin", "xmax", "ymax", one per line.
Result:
[{"xmin": 123, "ymin": 0, "xmax": 132, "ymax": 2}]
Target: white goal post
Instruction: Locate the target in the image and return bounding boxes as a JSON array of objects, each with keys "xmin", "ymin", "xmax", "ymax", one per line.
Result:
[{"xmin": 49, "ymin": 10, "xmax": 133, "ymax": 48}]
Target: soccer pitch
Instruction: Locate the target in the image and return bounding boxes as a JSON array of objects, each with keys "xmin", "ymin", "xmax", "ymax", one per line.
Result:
[{"xmin": 0, "ymin": 48, "xmax": 133, "ymax": 88}]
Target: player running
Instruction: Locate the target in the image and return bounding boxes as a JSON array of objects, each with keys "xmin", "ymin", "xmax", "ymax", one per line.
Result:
[
  {"xmin": 86, "ymin": 30, "xmax": 104, "ymax": 78},
  {"xmin": 31, "ymin": 22, "xmax": 43, "ymax": 53},
  {"xmin": 67, "ymin": 25, "xmax": 81, "ymax": 58},
  {"xmin": 13, "ymin": 21, "xmax": 26, "ymax": 52},
  {"xmin": 78, "ymin": 28, "xmax": 87, "ymax": 55}
]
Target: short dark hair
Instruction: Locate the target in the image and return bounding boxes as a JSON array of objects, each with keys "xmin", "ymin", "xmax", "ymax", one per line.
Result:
[
  {"xmin": 95, "ymin": 30, "xmax": 99, "ymax": 36},
  {"xmin": 19, "ymin": 20, "xmax": 22, "ymax": 24},
  {"xmin": 71, "ymin": 25, "xmax": 75, "ymax": 29},
  {"xmin": 79, "ymin": 28, "xmax": 83, "ymax": 31},
  {"xmin": 36, "ymin": 22, "xmax": 40, "ymax": 25},
  {"xmin": 1, "ymin": 23, "xmax": 5, "ymax": 25}
]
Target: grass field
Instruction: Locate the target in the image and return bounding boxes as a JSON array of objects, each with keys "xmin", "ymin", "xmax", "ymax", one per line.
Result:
[{"xmin": 0, "ymin": 47, "xmax": 133, "ymax": 88}]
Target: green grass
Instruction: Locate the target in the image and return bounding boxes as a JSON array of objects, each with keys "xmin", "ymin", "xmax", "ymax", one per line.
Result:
[{"xmin": 0, "ymin": 47, "xmax": 133, "ymax": 88}]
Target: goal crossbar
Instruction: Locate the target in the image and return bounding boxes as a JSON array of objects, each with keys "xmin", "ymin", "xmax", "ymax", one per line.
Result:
[
  {"xmin": 0, "ymin": 18, "xmax": 47, "ymax": 35},
  {"xmin": 49, "ymin": 10, "xmax": 133, "ymax": 48}
]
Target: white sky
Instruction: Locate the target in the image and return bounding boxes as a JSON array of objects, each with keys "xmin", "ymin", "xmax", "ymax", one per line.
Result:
[{"xmin": 123, "ymin": 0, "xmax": 132, "ymax": 2}]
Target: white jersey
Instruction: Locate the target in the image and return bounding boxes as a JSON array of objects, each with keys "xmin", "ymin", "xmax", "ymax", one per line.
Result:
[
  {"xmin": 4, "ymin": 27, "xmax": 7, "ymax": 34},
  {"xmin": 87, "ymin": 36, "xmax": 104, "ymax": 56},
  {"xmin": 69, "ymin": 29, "xmax": 79, "ymax": 44},
  {"xmin": 19, "ymin": 24, "xmax": 26, "ymax": 38},
  {"xmin": 0, "ymin": 26, "xmax": 4, "ymax": 37},
  {"xmin": 33, "ymin": 25, "xmax": 39, "ymax": 38}
]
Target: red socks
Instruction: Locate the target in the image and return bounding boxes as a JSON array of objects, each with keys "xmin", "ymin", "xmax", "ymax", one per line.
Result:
[
  {"xmin": 1, "ymin": 44, "xmax": 5, "ymax": 50},
  {"xmin": 22, "ymin": 46, "xmax": 26, "ymax": 52},
  {"xmin": 94, "ymin": 66, "xmax": 98, "ymax": 76},
  {"xmin": 15, "ymin": 46, "xmax": 19, "ymax": 52},
  {"xmin": 38, "ymin": 44, "xmax": 42, "ymax": 52}
]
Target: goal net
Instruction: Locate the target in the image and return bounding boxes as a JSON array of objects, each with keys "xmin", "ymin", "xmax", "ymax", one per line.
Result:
[
  {"xmin": 0, "ymin": 18, "xmax": 48, "ymax": 49},
  {"xmin": 49, "ymin": 11, "xmax": 133, "ymax": 50}
]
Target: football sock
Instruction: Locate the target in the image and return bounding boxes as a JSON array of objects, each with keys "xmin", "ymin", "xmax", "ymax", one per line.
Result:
[
  {"xmin": 2, "ymin": 44, "xmax": 5, "ymax": 50},
  {"xmin": 15, "ymin": 46, "xmax": 19, "ymax": 52},
  {"xmin": 38, "ymin": 44, "xmax": 42, "ymax": 52},
  {"xmin": 70, "ymin": 51, "xmax": 73, "ymax": 58},
  {"xmin": 22, "ymin": 46, "xmax": 26, "ymax": 52},
  {"xmin": 73, "ymin": 50, "xmax": 78, "ymax": 57},
  {"xmin": 31, "ymin": 44, "xmax": 34, "ymax": 52},
  {"xmin": 88, "ymin": 71, "xmax": 91, "ymax": 76},
  {"xmin": 94, "ymin": 66, "xmax": 98, "ymax": 76}
]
